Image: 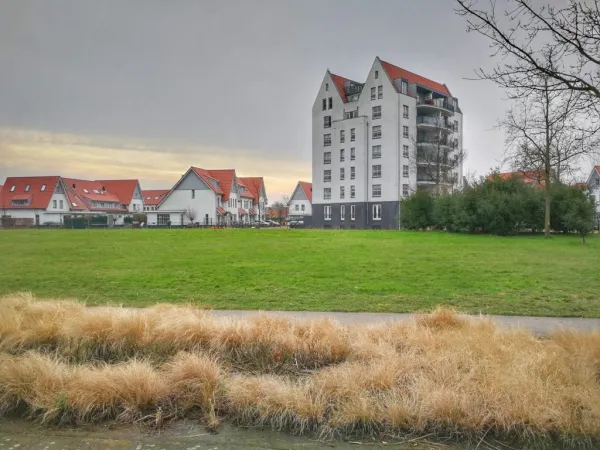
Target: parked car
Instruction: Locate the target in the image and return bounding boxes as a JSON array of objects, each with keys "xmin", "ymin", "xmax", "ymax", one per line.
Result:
[
  {"xmin": 267, "ymin": 220, "xmax": 280, "ymax": 227},
  {"xmin": 289, "ymin": 220, "xmax": 304, "ymax": 229},
  {"xmin": 251, "ymin": 220, "xmax": 272, "ymax": 228}
]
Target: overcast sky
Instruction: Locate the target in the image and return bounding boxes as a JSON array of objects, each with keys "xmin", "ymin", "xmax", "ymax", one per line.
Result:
[{"xmin": 0, "ymin": 0, "xmax": 515, "ymax": 201}]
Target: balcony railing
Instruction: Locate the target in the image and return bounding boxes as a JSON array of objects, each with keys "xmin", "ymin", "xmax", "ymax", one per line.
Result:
[
  {"xmin": 417, "ymin": 138, "xmax": 458, "ymax": 148},
  {"xmin": 417, "ymin": 97, "xmax": 455, "ymax": 113},
  {"xmin": 417, "ymin": 116, "xmax": 456, "ymax": 131}
]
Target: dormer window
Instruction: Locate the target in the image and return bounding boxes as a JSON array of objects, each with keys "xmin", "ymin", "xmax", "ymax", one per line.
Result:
[
  {"xmin": 83, "ymin": 189, "xmax": 89, "ymax": 193},
  {"xmin": 24, "ymin": 184, "xmax": 31, "ymax": 192},
  {"xmin": 10, "ymin": 185, "xmax": 16, "ymax": 192},
  {"xmin": 40, "ymin": 184, "xmax": 47, "ymax": 192}
]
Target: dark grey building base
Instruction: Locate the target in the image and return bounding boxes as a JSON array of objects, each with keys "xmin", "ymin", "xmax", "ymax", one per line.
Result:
[{"xmin": 312, "ymin": 201, "xmax": 399, "ymax": 230}]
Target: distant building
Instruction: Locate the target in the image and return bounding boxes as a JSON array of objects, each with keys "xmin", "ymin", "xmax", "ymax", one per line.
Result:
[
  {"xmin": 312, "ymin": 56, "xmax": 463, "ymax": 229},
  {"xmin": 288, "ymin": 181, "xmax": 312, "ymax": 220},
  {"xmin": 586, "ymin": 166, "xmax": 600, "ymax": 216},
  {"xmin": 487, "ymin": 170, "xmax": 547, "ymax": 185},
  {"xmin": 142, "ymin": 190, "xmax": 169, "ymax": 212}
]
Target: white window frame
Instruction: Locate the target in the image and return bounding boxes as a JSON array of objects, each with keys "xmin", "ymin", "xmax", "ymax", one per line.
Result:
[
  {"xmin": 52, "ymin": 200, "xmax": 57, "ymax": 209},
  {"xmin": 377, "ymin": 85, "xmax": 383, "ymax": 99},
  {"xmin": 295, "ymin": 204, "xmax": 299, "ymax": 211},
  {"xmin": 322, "ymin": 98, "xmax": 327, "ymax": 111},
  {"xmin": 402, "ymin": 184, "xmax": 409, "ymax": 197},
  {"xmin": 341, "ymin": 204, "xmax": 345, "ymax": 220},
  {"xmin": 350, "ymin": 128, "xmax": 355, "ymax": 141},
  {"xmin": 59, "ymin": 200, "xmax": 63, "ymax": 209},
  {"xmin": 350, "ymin": 186, "xmax": 355, "ymax": 198},
  {"xmin": 350, "ymin": 167, "xmax": 355, "ymax": 180},
  {"xmin": 324, "ymin": 134, "xmax": 331, "ymax": 146},
  {"xmin": 403, "ymin": 105, "xmax": 409, "ymax": 119},
  {"xmin": 340, "ymin": 130, "xmax": 345, "ymax": 143},
  {"xmin": 340, "ymin": 148, "xmax": 345, "ymax": 161},
  {"xmin": 403, "ymin": 145, "xmax": 409, "ymax": 158},
  {"xmin": 403, "ymin": 165, "xmax": 409, "ymax": 178},
  {"xmin": 324, "ymin": 151, "xmax": 331, "ymax": 164},
  {"xmin": 340, "ymin": 186, "xmax": 345, "ymax": 199},
  {"xmin": 373, "ymin": 204, "xmax": 382, "ymax": 220},
  {"xmin": 372, "ymin": 105, "xmax": 381, "ymax": 120},
  {"xmin": 340, "ymin": 167, "xmax": 345, "ymax": 180},
  {"xmin": 372, "ymin": 165, "xmax": 382, "ymax": 178},
  {"xmin": 372, "ymin": 184, "xmax": 382, "ymax": 198},
  {"xmin": 324, "ymin": 115, "xmax": 331, "ymax": 128},
  {"xmin": 403, "ymin": 126, "xmax": 409, "ymax": 138},
  {"xmin": 324, "ymin": 205, "xmax": 332, "ymax": 220},
  {"xmin": 373, "ymin": 125, "xmax": 381, "ymax": 139},
  {"xmin": 401, "ymin": 80, "xmax": 408, "ymax": 95},
  {"xmin": 324, "ymin": 188, "xmax": 331, "ymax": 200},
  {"xmin": 350, "ymin": 204, "xmax": 355, "ymax": 220},
  {"xmin": 372, "ymin": 145, "xmax": 381, "ymax": 159},
  {"xmin": 370, "ymin": 87, "xmax": 376, "ymax": 100},
  {"xmin": 350, "ymin": 147, "xmax": 356, "ymax": 161},
  {"xmin": 324, "ymin": 170, "xmax": 331, "ymax": 182}
]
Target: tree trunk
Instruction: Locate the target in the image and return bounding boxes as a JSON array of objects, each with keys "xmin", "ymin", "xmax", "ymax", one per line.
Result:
[{"xmin": 544, "ymin": 186, "xmax": 551, "ymax": 237}]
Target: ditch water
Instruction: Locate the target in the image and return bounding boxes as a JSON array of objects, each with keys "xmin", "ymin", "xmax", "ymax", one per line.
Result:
[{"xmin": 0, "ymin": 419, "xmax": 446, "ymax": 450}]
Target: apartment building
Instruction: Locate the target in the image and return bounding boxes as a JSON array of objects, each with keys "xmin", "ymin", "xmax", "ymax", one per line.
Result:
[
  {"xmin": 288, "ymin": 181, "xmax": 312, "ymax": 220},
  {"xmin": 312, "ymin": 57, "xmax": 463, "ymax": 229}
]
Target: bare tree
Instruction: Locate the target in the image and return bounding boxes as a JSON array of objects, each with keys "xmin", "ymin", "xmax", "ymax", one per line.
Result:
[
  {"xmin": 184, "ymin": 207, "xmax": 197, "ymax": 224},
  {"xmin": 455, "ymin": 0, "xmax": 600, "ymax": 108},
  {"xmin": 501, "ymin": 76, "xmax": 597, "ymax": 236},
  {"xmin": 282, "ymin": 195, "xmax": 291, "ymax": 206},
  {"xmin": 410, "ymin": 115, "xmax": 467, "ymax": 195}
]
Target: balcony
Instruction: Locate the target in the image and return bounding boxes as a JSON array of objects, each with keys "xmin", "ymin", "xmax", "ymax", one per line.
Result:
[
  {"xmin": 416, "ymin": 116, "xmax": 456, "ymax": 132},
  {"xmin": 417, "ymin": 97, "xmax": 455, "ymax": 116},
  {"xmin": 417, "ymin": 137, "xmax": 458, "ymax": 151}
]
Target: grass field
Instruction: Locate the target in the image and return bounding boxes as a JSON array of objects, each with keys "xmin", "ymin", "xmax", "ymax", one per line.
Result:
[{"xmin": 0, "ymin": 229, "xmax": 599, "ymax": 317}]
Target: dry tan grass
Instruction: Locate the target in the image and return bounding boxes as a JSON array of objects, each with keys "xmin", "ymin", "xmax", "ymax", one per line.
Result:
[{"xmin": 1, "ymin": 293, "xmax": 600, "ymax": 446}]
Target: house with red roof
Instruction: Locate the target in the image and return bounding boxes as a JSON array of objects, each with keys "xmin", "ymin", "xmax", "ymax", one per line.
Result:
[
  {"xmin": 96, "ymin": 180, "xmax": 144, "ymax": 214},
  {"xmin": 312, "ymin": 57, "xmax": 463, "ymax": 229},
  {"xmin": 238, "ymin": 177, "xmax": 268, "ymax": 221},
  {"xmin": 145, "ymin": 167, "xmax": 268, "ymax": 226},
  {"xmin": 288, "ymin": 181, "xmax": 312, "ymax": 219},
  {"xmin": 142, "ymin": 190, "xmax": 169, "ymax": 212},
  {"xmin": 487, "ymin": 170, "xmax": 547, "ymax": 185},
  {"xmin": 1, "ymin": 176, "xmax": 89, "ymax": 226}
]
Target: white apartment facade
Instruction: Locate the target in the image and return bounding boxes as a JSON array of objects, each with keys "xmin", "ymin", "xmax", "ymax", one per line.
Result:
[
  {"xmin": 312, "ymin": 57, "xmax": 463, "ymax": 229},
  {"xmin": 288, "ymin": 181, "xmax": 312, "ymax": 220}
]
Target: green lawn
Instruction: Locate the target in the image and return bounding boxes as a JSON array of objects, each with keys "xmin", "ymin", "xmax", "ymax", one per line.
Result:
[{"xmin": 0, "ymin": 229, "xmax": 599, "ymax": 317}]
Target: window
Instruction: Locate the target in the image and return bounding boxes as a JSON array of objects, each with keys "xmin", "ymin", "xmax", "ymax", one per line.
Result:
[
  {"xmin": 322, "ymin": 99, "xmax": 326, "ymax": 111},
  {"xmin": 454, "ymin": 120, "xmax": 458, "ymax": 131},
  {"xmin": 295, "ymin": 204, "xmax": 299, "ymax": 211},
  {"xmin": 40, "ymin": 184, "xmax": 47, "ymax": 192},
  {"xmin": 350, "ymin": 204, "xmax": 355, "ymax": 220},
  {"xmin": 340, "ymin": 149, "xmax": 345, "ymax": 162},
  {"xmin": 328, "ymin": 97, "xmax": 333, "ymax": 109},
  {"xmin": 324, "ymin": 151, "xmax": 331, "ymax": 164},
  {"xmin": 340, "ymin": 168, "xmax": 345, "ymax": 180},
  {"xmin": 341, "ymin": 204, "xmax": 346, "ymax": 220},
  {"xmin": 340, "ymin": 130, "xmax": 345, "ymax": 143},
  {"xmin": 403, "ymin": 165, "xmax": 409, "ymax": 178},
  {"xmin": 72, "ymin": 202, "xmax": 78, "ymax": 207},
  {"xmin": 344, "ymin": 109, "xmax": 358, "ymax": 119},
  {"xmin": 53, "ymin": 200, "xmax": 57, "ymax": 209},
  {"xmin": 372, "ymin": 105, "xmax": 381, "ymax": 120},
  {"xmin": 350, "ymin": 148, "xmax": 355, "ymax": 160},
  {"xmin": 402, "ymin": 184, "xmax": 409, "ymax": 197},
  {"xmin": 372, "ymin": 165, "xmax": 382, "ymax": 178},
  {"xmin": 403, "ymin": 145, "xmax": 409, "ymax": 158},
  {"xmin": 24, "ymin": 184, "xmax": 31, "ymax": 192},
  {"xmin": 157, "ymin": 214, "xmax": 170, "ymax": 226},
  {"xmin": 325, "ymin": 83, "xmax": 329, "ymax": 91},
  {"xmin": 340, "ymin": 186, "xmax": 345, "ymax": 199},
  {"xmin": 596, "ymin": 178, "xmax": 600, "ymax": 186},
  {"xmin": 403, "ymin": 126, "xmax": 409, "ymax": 138},
  {"xmin": 324, "ymin": 205, "xmax": 332, "ymax": 220},
  {"xmin": 324, "ymin": 116, "xmax": 331, "ymax": 128},
  {"xmin": 372, "ymin": 145, "xmax": 381, "ymax": 159},
  {"xmin": 371, "ymin": 87, "xmax": 376, "ymax": 100},
  {"xmin": 301, "ymin": 204, "xmax": 305, "ymax": 212},
  {"xmin": 403, "ymin": 105, "xmax": 409, "ymax": 119},
  {"xmin": 377, "ymin": 85, "xmax": 383, "ymax": 99},
  {"xmin": 9, "ymin": 185, "xmax": 15, "ymax": 192},
  {"xmin": 59, "ymin": 200, "xmax": 63, "ymax": 209},
  {"xmin": 372, "ymin": 184, "xmax": 381, "ymax": 197},
  {"xmin": 350, "ymin": 167, "xmax": 356, "ymax": 180},
  {"xmin": 350, "ymin": 186, "xmax": 355, "ymax": 198},
  {"xmin": 372, "ymin": 125, "xmax": 381, "ymax": 139},
  {"xmin": 324, "ymin": 170, "xmax": 331, "ymax": 182},
  {"xmin": 350, "ymin": 128, "xmax": 356, "ymax": 141},
  {"xmin": 12, "ymin": 199, "xmax": 28, "ymax": 206},
  {"xmin": 375, "ymin": 70, "xmax": 379, "ymax": 79},
  {"xmin": 373, "ymin": 204, "xmax": 382, "ymax": 220},
  {"xmin": 324, "ymin": 188, "xmax": 331, "ymax": 200},
  {"xmin": 191, "ymin": 189, "xmax": 195, "ymax": 199},
  {"xmin": 401, "ymin": 80, "xmax": 408, "ymax": 94},
  {"xmin": 324, "ymin": 134, "xmax": 331, "ymax": 146}
]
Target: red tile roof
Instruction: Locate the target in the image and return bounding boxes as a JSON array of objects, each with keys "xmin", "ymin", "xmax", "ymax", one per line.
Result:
[
  {"xmin": 237, "ymin": 177, "xmax": 265, "ymax": 204},
  {"xmin": 595, "ymin": 166, "xmax": 600, "ymax": 175},
  {"xmin": 206, "ymin": 169, "xmax": 236, "ymax": 201},
  {"xmin": 488, "ymin": 170, "xmax": 545, "ymax": 184},
  {"xmin": 96, "ymin": 180, "xmax": 140, "ymax": 206},
  {"xmin": 190, "ymin": 167, "xmax": 224, "ymax": 195},
  {"xmin": 0, "ymin": 176, "xmax": 61, "ymax": 209},
  {"xmin": 62, "ymin": 178, "xmax": 126, "ymax": 211},
  {"xmin": 216, "ymin": 207, "xmax": 226, "ymax": 215},
  {"xmin": 238, "ymin": 208, "xmax": 247, "ymax": 215},
  {"xmin": 330, "ymin": 72, "xmax": 351, "ymax": 103},
  {"xmin": 142, "ymin": 190, "xmax": 169, "ymax": 206},
  {"xmin": 298, "ymin": 181, "xmax": 312, "ymax": 202},
  {"xmin": 380, "ymin": 59, "xmax": 450, "ymax": 96}
]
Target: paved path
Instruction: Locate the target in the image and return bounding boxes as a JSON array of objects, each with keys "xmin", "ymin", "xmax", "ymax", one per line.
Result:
[{"xmin": 208, "ymin": 310, "xmax": 600, "ymax": 335}]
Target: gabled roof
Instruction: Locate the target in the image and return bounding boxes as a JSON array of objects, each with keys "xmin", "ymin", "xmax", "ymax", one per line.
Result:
[
  {"xmin": 379, "ymin": 58, "xmax": 450, "ymax": 96},
  {"xmin": 206, "ymin": 169, "xmax": 236, "ymax": 201},
  {"xmin": 142, "ymin": 190, "xmax": 169, "ymax": 206},
  {"xmin": 62, "ymin": 178, "xmax": 126, "ymax": 211},
  {"xmin": 0, "ymin": 176, "xmax": 61, "ymax": 209},
  {"xmin": 290, "ymin": 181, "xmax": 312, "ymax": 203},
  {"xmin": 96, "ymin": 180, "xmax": 140, "ymax": 205},
  {"xmin": 238, "ymin": 177, "xmax": 265, "ymax": 204},
  {"xmin": 190, "ymin": 167, "xmax": 224, "ymax": 195},
  {"xmin": 330, "ymin": 72, "xmax": 352, "ymax": 103},
  {"xmin": 488, "ymin": 170, "xmax": 545, "ymax": 184}
]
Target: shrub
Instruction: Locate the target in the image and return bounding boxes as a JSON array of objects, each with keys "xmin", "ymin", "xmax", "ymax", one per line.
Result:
[{"xmin": 400, "ymin": 190, "xmax": 434, "ymax": 230}]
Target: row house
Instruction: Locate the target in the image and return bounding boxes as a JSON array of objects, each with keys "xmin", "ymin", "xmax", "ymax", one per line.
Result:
[
  {"xmin": 0, "ymin": 176, "xmax": 142, "ymax": 226},
  {"xmin": 144, "ymin": 167, "xmax": 267, "ymax": 227},
  {"xmin": 287, "ymin": 181, "xmax": 312, "ymax": 220}
]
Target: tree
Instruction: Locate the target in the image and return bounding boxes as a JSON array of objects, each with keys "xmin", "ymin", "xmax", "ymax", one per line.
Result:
[
  {"xmin": 184, "ymin": 207, "xmax": 197, "ymax": 224},
  {"xmin": 410, "ymin": 115, "xmax": 467, "ymax": 195},
  {"xmin": 500, "ymin": 76, "xmax": 596, "ymax": 236},
  {"xmin": 270, "ymin": 201, "xmax": 287, "ymax": 220},
  {"xmin": 455, "ymin": 0, "xmax": 600, "ymax": 117}
]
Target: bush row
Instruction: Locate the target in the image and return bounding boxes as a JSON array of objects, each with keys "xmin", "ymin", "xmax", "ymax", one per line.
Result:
[{"xmin": 401, "ymin": 175, "xmax": 597, "ymax": 236}]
